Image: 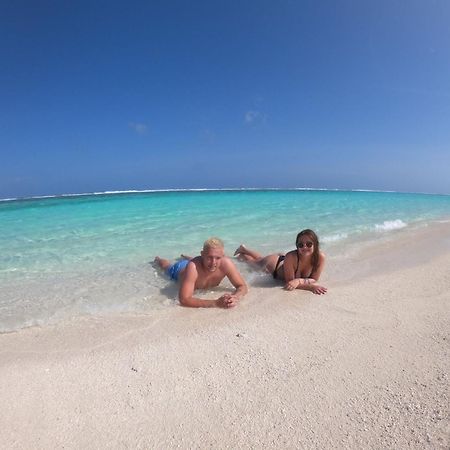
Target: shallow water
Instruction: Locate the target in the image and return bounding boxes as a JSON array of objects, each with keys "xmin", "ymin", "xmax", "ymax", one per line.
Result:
[{"xmin": 1, "ymin": 189, "xmax": 450, "ymax": 332}]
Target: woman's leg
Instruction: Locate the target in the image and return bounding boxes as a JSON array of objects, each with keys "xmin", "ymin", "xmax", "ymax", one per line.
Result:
[
  {"xmin": 236, "ymin": 253, "xmax": 258, "ymax": 263},
  {"xmin": 233, "ymin": 244, "xmax": 263, "ymax": 261},
  {"xmin": 259, "ymin": 254, "xmax": 283, "ymax": 274},
  {"xmin": 234, "ymin": 244, "xmax": 282, "ymax": 273}
]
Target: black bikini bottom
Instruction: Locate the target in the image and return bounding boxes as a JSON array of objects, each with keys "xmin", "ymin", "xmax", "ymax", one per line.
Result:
[{"xmin": 273, "ymin": 255, "xmax": 285, "ymax": 279}]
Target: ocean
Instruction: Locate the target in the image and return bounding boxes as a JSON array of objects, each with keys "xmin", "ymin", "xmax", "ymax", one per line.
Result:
[{"xmin": 1, "ymin": 189, "xmax": 450, "ymax": 332}]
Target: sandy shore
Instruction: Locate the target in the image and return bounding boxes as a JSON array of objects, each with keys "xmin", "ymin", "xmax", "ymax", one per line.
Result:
[{"xmin": 1, "ymin": 224, "xmax": 449, "ymax": 449}]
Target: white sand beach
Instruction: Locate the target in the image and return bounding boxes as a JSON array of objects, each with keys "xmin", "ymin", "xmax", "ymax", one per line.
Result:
[{"xmin": 1, "ymin": 223, "xmax": 449, "ymax": 449}]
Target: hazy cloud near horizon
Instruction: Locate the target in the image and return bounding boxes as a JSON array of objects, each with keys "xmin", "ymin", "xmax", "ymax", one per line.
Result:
[
  {"xmin": 245, "ymin": 110, "xmax": 266, "ymax": 124},
  {"xmin": 129, "ymin": 122, "xmax": 149, "ymax": 135}
]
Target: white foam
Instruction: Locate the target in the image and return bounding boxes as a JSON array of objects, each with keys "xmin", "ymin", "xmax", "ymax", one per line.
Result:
[
  {"xmin": 2, "ymin": 187, "xmax": 448, "ymax": 203},
  {"xmin": 375, "ymin": 220, "xmax": 407, "ymax": 232},
  {"xmin": 322, "ymin": 233, "xmax": 349, "ymax": 243}
]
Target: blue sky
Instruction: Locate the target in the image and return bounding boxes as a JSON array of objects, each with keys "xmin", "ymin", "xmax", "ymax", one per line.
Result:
[{"xmin": 1, "ymin": 0, "xmax": 449, "ymax": 198}]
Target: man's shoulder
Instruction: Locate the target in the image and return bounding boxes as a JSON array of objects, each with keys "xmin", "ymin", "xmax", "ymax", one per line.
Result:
[
  {"xmin": 221, "ymin": 256, "xmax": 240, "ymax": 273},
  {"xmin": 221, "ymin": 255, "xmax": 234, "ymax": 267},
  {"xmin": 183, "ymin": 257, "xmax": 200, "ymax": 275},
  {"xmin": 190, "ymin": 256, "xmax": 202, "ymax": 265}
]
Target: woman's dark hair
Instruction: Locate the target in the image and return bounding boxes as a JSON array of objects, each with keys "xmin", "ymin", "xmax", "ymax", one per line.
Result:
[{"xmin": 296, "ymin": 229, "xmax": 320, "ymax": 273}]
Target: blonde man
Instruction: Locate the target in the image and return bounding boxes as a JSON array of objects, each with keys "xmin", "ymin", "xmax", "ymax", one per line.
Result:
[{"xmin": 155, "ymin": 238, "xmax": 248, "ymax": 308}]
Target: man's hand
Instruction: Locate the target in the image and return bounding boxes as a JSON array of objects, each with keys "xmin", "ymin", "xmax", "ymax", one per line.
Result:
[{"xmin": 215, "ymin": 293, "xmax": 239, "ymax": 308}]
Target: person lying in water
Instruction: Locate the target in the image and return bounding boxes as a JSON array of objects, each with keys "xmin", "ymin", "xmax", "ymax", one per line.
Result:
[
  {"xmin": 234, "ymin": 229, "xmax": 327, "ymax": 295},
  {"xmin": 154, "ymin": 237, "xmax": 248, "ymax": 308}
]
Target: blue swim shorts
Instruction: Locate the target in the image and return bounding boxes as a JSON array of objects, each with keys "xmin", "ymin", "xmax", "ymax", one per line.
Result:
[{"xmin": 167, "ymin": 259, "xmax": 190, "ymax": 281}]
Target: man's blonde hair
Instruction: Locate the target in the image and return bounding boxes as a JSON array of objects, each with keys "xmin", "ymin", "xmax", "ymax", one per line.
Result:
[{"xmin": 203, "ymin": 237, "xmax": 224, "ymax": 251}]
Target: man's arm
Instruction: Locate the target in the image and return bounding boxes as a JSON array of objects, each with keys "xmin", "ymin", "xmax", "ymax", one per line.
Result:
[
  {"xmin": 178, "ymin": 262, "xmax": 235, "ymax": 308},
  {"xmin": 224, "ymin": 258, "xmax": 248, "ymax": 299}
]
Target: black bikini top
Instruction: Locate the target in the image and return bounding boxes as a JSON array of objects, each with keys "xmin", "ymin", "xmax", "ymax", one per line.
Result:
[{"xmin": 273, "ymin": 252, "xmax": 311, "ymax": 280}]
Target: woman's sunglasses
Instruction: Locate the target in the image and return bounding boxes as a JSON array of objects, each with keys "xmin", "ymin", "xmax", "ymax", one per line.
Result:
[{"xmin": 297, "ymin": 241, "xmax": 313, "ymax": 249}]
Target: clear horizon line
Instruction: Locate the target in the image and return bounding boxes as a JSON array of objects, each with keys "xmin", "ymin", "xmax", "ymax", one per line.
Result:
[{"xmin": 1, "ymin": 187, "xmax": 449, "ymax": 203}]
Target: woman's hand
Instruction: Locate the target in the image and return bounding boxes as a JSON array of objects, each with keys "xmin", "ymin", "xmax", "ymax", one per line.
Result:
[
  {"xmin": 284, "ymin": 279, "xmax": 301, "ymax": 291},
  {"xmin": 285, "ymin": 278, "xmax": 328, "ymax": 295},
  {"xmin": 308, "ymin": 284, "xmax": 327, "ymax": 295}
]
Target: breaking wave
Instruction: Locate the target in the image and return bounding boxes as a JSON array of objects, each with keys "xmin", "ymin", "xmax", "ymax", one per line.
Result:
[{"xmin": 375, "ymin": 220, "xmax": 407, "ymax": 232}]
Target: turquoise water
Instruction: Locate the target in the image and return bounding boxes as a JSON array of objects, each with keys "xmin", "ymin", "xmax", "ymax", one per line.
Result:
[{"xmin": 1, "ymin": 189, "xmax": 450, "ymax": 332}]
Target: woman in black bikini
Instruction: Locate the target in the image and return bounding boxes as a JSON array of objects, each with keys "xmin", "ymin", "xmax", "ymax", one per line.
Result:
[{"xmin": 234, "ymin": 229, "xmax": 327, "ymax": 295}]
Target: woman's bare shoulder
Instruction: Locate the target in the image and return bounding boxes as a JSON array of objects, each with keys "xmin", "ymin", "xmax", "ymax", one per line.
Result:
[{"xmin": 284, "ymin": 250, "xmax": 297, "ymax": 260}]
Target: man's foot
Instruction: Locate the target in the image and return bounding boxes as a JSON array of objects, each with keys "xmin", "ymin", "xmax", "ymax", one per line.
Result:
[
  {"xmin": 154, "ymin": 256, "xmax": 165, "ymax": 269},
  {"xmin": 234, "ymin": 244, "xmax": 246, "ymax": 256}
]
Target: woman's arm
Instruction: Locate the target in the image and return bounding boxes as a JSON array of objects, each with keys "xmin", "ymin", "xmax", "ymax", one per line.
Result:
[
  {"xmin": 310, "ymin": 252, "xmax": 326, "ymax": 281},
  {"xmin": 282, "ymin": 251, "xmax": 298, "ymax": 282},
  {"xmin": 284, "ymin": 252, "xmax": 327, "ymax": 295}
]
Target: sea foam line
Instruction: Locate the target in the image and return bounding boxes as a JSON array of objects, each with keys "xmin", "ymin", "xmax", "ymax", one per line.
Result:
[
  {"xmin": 2, "ymin": 187, "xmax": 449, "ymax": 203},
  {"xmin": 375, "ymin": 220, "xmax": 407, "ymax": 232},
  {"xmin": 1, "ymin": 187, "xmax": 338, "ymax": 202}
]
